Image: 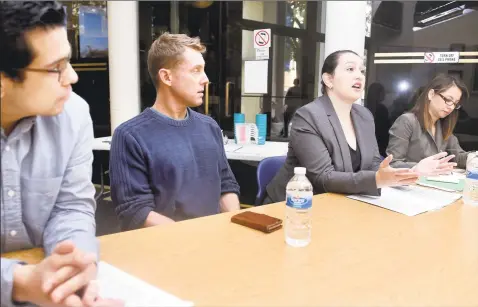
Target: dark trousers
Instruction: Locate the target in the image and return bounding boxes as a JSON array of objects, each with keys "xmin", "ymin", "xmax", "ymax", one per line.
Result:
[{"xmin": 283, "ymin": 107, "xmax": 297, "ymax": 137}]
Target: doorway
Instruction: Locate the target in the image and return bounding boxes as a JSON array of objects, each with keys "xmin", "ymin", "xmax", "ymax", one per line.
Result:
[{"xmin": 138, "ymin": 1, "xmax": 323, "ymax": 139}]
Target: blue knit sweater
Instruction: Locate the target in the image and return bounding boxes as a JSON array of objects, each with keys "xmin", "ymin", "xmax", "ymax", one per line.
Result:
[{"xmin": 109, "ymin": 108, "xmax": 240, "ymax": 230}]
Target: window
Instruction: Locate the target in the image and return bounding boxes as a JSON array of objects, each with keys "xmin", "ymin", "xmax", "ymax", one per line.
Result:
[
  {"xmin": 62, "ymin": 1, "xmax": 107, "ymax": 60},
  {"xmin": 243, "ymin": 1, "xmax": 308, "ymax": 29}
]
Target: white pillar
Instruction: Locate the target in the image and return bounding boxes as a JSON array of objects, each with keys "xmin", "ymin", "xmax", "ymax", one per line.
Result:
[
  {"xmin": 324, "ymin": 1, "xmax": 366, "ymax": 58},
  {"xmin": 107, "ymin": 1, "xmax": 141, "ymax": 134}
]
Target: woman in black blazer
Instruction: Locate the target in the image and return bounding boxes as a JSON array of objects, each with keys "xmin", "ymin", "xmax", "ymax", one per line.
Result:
[{"xmin": 265, "ymin": 50, "xmax": 455, "ymax": 203}]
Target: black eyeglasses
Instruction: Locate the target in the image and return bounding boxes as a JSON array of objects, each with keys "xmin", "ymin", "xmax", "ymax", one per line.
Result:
[
  {"xmin": 14, "ymin": 61, "xmax": 70, "ymax": 83},
  {"xmin": 437, "ymin": 93, "xmax": 461, "ymax": 110}
]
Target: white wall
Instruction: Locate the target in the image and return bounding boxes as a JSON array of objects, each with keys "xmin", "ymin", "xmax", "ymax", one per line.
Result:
[
  {"xmin": 241, "ymin": 2, "xmax": 268, "ymax": 123},
  {"xmin": 324, "ymin": 1, "xmax": 366, "ymax": 58},
  {"xmin": 241, "ymin": 1, "xmax": 281, "ymax": 123},
  {"xmin": 107, "ymin": 1, "xmax": 141, "ymax": 133}
]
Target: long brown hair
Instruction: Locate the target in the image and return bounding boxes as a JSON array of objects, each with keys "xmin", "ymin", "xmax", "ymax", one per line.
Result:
[{"xmin": 410, "ymin": 74, "xmax": 469, "ymax": 140}]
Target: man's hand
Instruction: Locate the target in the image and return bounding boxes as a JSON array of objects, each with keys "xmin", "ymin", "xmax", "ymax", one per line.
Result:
[
  {"xmin": 12, "ymin": 240, "xmax": 97, "ymax": 306},
  {"xmin": 220, "ymin": 193, "xmax": 240, "ymax": 212},
  {"xmin": 143, "ymin": 211, "xmax": 176, "ymax": 228},
  {"xmin": 81, "ymin": 281, "xmax": 125, "ymax": 307}
]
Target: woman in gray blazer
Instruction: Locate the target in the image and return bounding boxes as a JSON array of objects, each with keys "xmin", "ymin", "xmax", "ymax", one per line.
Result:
[
  {"xmin": 387, "ymin": 74, "xmax": 471, "ymax": 169},
  {"xmin": 265, "ymin": 51, "xmax": 456, "ymax": 203}
]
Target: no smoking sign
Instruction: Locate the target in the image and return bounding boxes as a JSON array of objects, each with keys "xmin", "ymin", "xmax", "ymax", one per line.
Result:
[
  {"xmin": 253, "ymin": 29, "xmax": 271, "ymax": 49},
  {"xmin": 424, "ymin": 52, "xmax": 435, "ymax": 63},
  {"xmin": 424, "ymin": 51, "xmax": 459, "ymax": 64}
]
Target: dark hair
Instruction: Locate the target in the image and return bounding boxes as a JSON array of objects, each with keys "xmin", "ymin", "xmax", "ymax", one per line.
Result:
[
  {"xmin": 411, "ymin": 73, "xmax": 469, "ymax": 140},
  {"xmin": 0, "ymin": 1, "xmax": 66, "ymax": 81},
  {"xmin": 320, "ymin": 50, "xmax": 359, "ymax": 95}
]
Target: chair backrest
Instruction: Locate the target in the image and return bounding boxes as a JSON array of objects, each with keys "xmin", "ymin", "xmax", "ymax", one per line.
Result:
[{"xmin": 256, "ymin": 156, "xmax": 286, "ymax": 205}]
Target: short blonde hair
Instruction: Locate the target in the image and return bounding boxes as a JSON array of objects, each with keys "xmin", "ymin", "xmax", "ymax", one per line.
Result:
[{"xmin": 147, "ymin": 32, "xmax": 206, "ymax": 88}]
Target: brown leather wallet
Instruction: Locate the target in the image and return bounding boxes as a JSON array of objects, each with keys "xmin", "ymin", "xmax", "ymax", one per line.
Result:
[{"xmin": 231, "ymin": 211, "xmax": 282, "ymax": 233}]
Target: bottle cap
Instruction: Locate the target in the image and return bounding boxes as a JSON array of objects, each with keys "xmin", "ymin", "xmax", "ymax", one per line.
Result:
[{"xmin": 294, "ymin": 167, "xmax": 306, "ymax": 175}]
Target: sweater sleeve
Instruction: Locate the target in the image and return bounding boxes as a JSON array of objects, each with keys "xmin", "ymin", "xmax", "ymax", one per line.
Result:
[
  {"xmin": 109, "ymin": 128, "xmax": 155, "ymax": 230},
  {"xmin": 213, "ymin": 126, "xmax": 240, "ymax": 196}
]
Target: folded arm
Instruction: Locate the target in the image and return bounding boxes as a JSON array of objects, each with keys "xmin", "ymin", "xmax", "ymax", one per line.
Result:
[{"xmin": 109, "ymin": 128, "xmax": 166, "ymax": 230}]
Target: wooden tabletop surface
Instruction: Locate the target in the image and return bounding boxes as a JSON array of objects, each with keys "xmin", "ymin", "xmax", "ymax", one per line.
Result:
[{"xmin": 3, "ymin": 193, "xmax": 478, "ymax": 306}]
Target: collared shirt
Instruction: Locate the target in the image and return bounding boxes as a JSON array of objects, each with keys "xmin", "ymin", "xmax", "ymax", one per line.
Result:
[{"xmin": 1, "ymin": 92, "xmax": 98, "ymax": 306}]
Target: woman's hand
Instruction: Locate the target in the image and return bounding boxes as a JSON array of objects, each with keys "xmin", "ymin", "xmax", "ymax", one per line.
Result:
[
  {"xmin": 376, "ymin": 155, "xmax": 420, "ymax": 188},
  {"xmin": 412, "ymin": 152, "xmax": 456, "ymax": 176}
]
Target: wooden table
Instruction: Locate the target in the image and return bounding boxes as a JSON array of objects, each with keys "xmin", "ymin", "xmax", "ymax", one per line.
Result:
[{"xmin": 3, "ymin": 194, "xmax": 478, "ymax": 306}]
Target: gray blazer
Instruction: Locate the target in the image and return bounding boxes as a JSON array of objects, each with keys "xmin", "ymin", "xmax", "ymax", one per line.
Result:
[
  {"xmin": 266, "ymin": 95, "xmax": 382, "ymax": 203},
  {"xmin": 387, "ymin": 113, "xmax": 469, "ymax": 169}
]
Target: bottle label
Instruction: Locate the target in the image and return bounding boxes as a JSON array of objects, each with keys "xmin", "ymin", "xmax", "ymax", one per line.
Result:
[
  {"xmin": 286, "ymin": 194, "xmax": 312, "ymax": 209},
  {"xmin": 465, "ymin": 178, "xmax": 478, "ymax": 201},
  {"xmin": 466, "ymin": 171, "xmax": 478, "ymax": 180}
]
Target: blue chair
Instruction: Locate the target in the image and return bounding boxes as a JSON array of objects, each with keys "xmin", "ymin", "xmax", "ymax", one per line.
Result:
[{"xmin": 255, "ymin": 156, "xmax": 286, "ymax": 205}]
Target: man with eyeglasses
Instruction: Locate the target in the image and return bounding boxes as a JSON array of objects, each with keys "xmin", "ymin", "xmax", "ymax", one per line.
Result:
[{"xmin": 1, "ymin": 1, "xmax": 121, "ymax": 306}]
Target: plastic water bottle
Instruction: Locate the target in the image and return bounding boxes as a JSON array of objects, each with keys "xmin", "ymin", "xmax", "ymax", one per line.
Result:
[
  {"xmin": 285, "ymin": 167, "xmax": 313, "ymax": 247},
  {"xmin": 463, "ymin": 151, "xmax": 478, "ymax": 206}
]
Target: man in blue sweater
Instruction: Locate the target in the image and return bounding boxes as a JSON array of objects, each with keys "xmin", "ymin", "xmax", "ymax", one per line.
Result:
[{"xmin": 109, "ymin": 33, "xmax": 241, "ymax": 230}]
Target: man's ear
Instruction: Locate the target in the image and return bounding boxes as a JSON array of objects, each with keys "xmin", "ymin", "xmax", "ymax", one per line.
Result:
[{"xmin": 158, "ymin": 68, "xmax": 172, "ymax": 87}]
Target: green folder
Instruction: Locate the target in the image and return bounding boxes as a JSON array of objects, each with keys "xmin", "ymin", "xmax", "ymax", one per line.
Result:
[{"xmin": 417, "ymin": 176, "xmax": 465, "ymax": 192}]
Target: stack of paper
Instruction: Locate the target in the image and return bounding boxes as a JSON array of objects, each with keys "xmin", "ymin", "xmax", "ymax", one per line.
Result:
[
  {"xmin": 97, "ymin": 261, "xmax": 194, "ymax": 307},
  {"xmin": 347, "ymin": 186, "xmax": 462, "ymax": 216},
  {"xmin": 417, "ymin": 174, "xmax": 465, "ymax": 192}
]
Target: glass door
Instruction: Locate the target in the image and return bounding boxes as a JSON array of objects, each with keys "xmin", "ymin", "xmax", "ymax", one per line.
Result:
[
  {"xmin": 140, "ymin": 1, "xmax": 321, "ymax": 138},
  {"xmin": 176, "ymin": 2, "xmax": 243, "ymax": 135}
]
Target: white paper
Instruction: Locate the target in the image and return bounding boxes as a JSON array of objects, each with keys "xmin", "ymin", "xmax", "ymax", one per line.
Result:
[
  {"xmin": 97, "ymin": 261, "xmax": 193, "ymax": 307},
  {"xmin": 234, "ymin": 145, "xmax": 267, "ymax": 155},
  {"xmin": 255, "ymin": 48, "xmax": 269, "ymax": 60},
  {"xmin": 347, "ymin": 186, "xmax": 462, "ymax": 216},
  {"xmin": 243, "ymin": 60, "xmax": 268, "ymax": 94},
  {"xmin": 224, "ymin": 143, "xmax": 243, "ymax": 153},
  {"xmin": 426, "ymin": 175, "xmax": 460, "ymax": 184}
]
